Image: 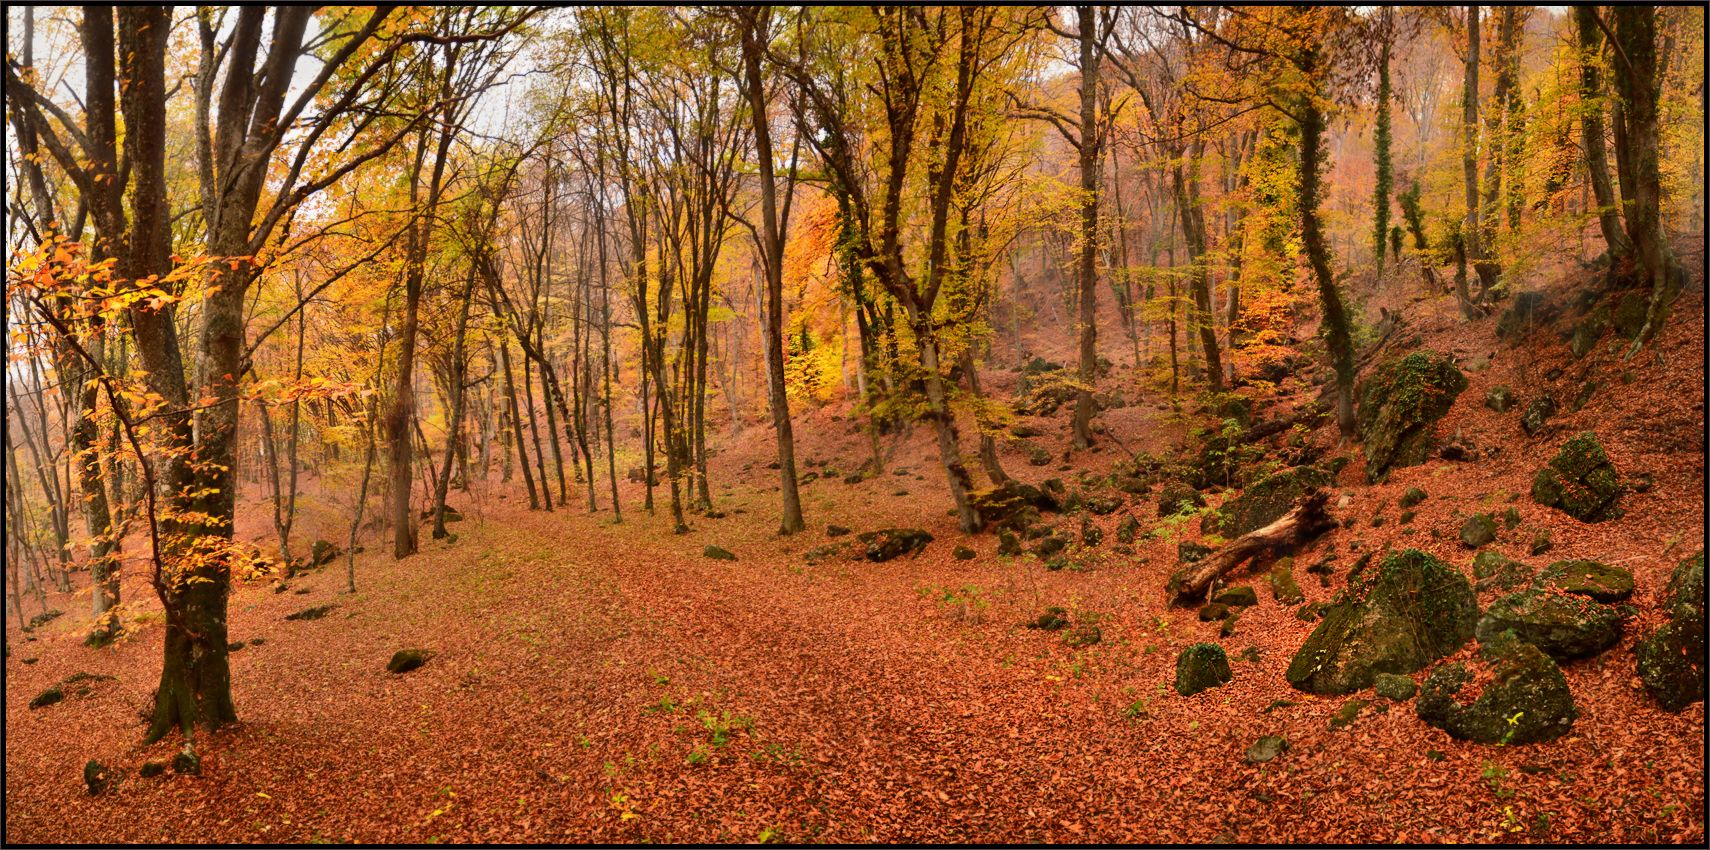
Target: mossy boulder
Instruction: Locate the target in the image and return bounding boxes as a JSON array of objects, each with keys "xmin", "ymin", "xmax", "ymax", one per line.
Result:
[
  {"xmin": 1115, "ymin": 515, "xmax": 1140, "ymax": 544},
  {"xmin": 1636, "ymin": 550, "xmax": 1706, "ymax": 711},
  {"xmin": 1472, "ymin": 550, "xmax": 1534, "ymax": 592},
  {"xmin": 1213, "ymin": 586, "xmax": 1258, "ymax": 608},
  {"xmin": 1175, "ymin": 643, "xmax": 1233, "ymax": 696},
  {"xmin": 1531, "ymin": 432, "xmax": 1623, "ymax": 522},
  {"xmin": 1245, "ymin": 735, "xmax": 1289, "ymax": 763},
  {"xmin": 1373, "ymin": 672, "xmax": 1417, "ymax": 701},
  {"xmin": 310, "ymin": 539, "xmax": 340, "ymax": 567},
  {"xmin": 858, "ymin": 528, "xmax": 933, "ymax": 562},
  {"xmin": 1357, "ymin": 352, "xmax": 1467, "ymax": 481},
  {"xmin": 953, "ymin": 545, "xmax": 977, "ymax": 561},
  {"xmin": 970, "ymin": 481, "xmax": 1059, "ymax": 531},
  {"xmin": 826, "ymin": 524, "xmax": 852, "ymax": 537},
  {"xmin": 387, "ymin": 649, "xmax": 435, "ymax": 674},
  {"xmin": 1533, "ymin": 559, "xmax": 1633, "ymax": 603},
  {"xmin": 1612, "ymin": 291, "xmax": 1650, "ymax": 339},
  {"xmin": 1285, "ymin": 549, "xmax": 1478, "ymax": 695},
  {"xmin": 1520, "ymin": 396, "xmax": 1558, "ymax": 437},
  {"xmin": 84, "ymin": 760, "xmax": 113, "ymax": 796},
  {"xmin": 29, "ymin": 686, "xmax": 64, "ymax": 709},
  {"xmin": 1204, "ymin": 465, "xmax": 1330, "ymax": 538},
  {"xmin": 1459, "ymin": 513, "xmax": 1498, "ymax": 548},
  {"xmin": 1484, "ymin": 386, "xmax": 1516, "ymax": 413},
  {"xmin": 1157, "ymin": 482, "xmax": 1204, "ymax": 516},
  {"xmin": 1398, "ymin": 487, "xmax": 1428, "ymax": 509},
  {"xmin": 1417, "ymin": 631, "xmax": 1576, "ymax": 744},
  {"xmin": 1269, "ymin": 562, "xmax": 1305, "ymax": 604},
  {"xmin": 1028, "ymin": 607, "xmax": 1070, "ymax": 631},
  {"xmin": 1475, "ymin": 589, "xmax": 1622, "ymax": 661},
  {"xmin": 703, "ymin": 545, "xmax": 737, "ymax": 561},
  {"xmin": 1198, "ymin": 603, "xmax": 1231, "ymax": 622}
]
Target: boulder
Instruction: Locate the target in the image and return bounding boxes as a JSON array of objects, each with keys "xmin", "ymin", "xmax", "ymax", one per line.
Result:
[
  {"xmin": 84, "ymin": 760, "xmax": 113, "ymax": 796},
  {"xmin": 1520, "ymin": 396, "xmax": 1557, "ymax": 437},
  {"xmin": 285, "ymin": 604, "xmax": 338, "ymax": 621},
  {"xmin": 1245, "ymin": 735, "xmax": 1289, "ymax": 763},
  {"xmin": 1177, "ymin": 541, "xmax": 1213, "ymax": 563},
  {"xmin": 1029, "ymin": 534, "xmax": 1069, "ymax": 559},
  {"xmin": 1198, "ymin": 603, "xmax": 1231, "ymax": 622},
  {"xmin": 703, "ymin": 545, "xmax": 738, "ymax": 561},
  {"xmin": 139, "ymin": 760, "xmax": 167, "ymax": 779},
  {"xmin": 1373, "ymin": 672, "xmax": 1417, "ymax": 701},
  {"xmin": 996, "ymin": 531, "xmax": 1021, "ymax": 557},
  {"xmin": 29, "ymin": 686, "xmax": 64, "ymax": 709},
  {"xmin": 970, "ymin": 481, "xmax": 1059, "ymax": 532},
  {"xmin": 953, "ymin": 545, "xmax": 977, "ymax": 561},
  {"xmin": 1459, "ymin": 513, "xmax": 1498, "ymax": 548},
  {"xmin": 1285, "ymin": 549, "xmax": 1478, "ymax": 695},
  {"xmin": 1531, "ymin": 431, "xmax": 1623, "ymax": 522},
  {"xmin": 1484, "ymin": 386, "xmax": 1516, "ymax": 413},
  {"xmin": 1357, "ymin": 352, "xmax": 1467, "ymax": 481},
  {"xmin": 25, "ymin": 609, "xmax": 64, "ymax": 631},
  {"xmin": 1028, "ymin": 607, "xmax": 1070, "ymax": 631},
  {"xmin": 1083, "ymin": 494, "xmax": 1123, "ymax": 516},
  {"xmin": 1472, "ymin": 550, "xmax": 1534, "ymax": 592},
  {"xmin": 1204, "ymin": 465, "xmax": 1331, "ymax": 538},
  {"xmin": 1157, "ymin": 482, "xmax": 1204, "ymax": 516},
  {"xmin": 1398, "ymin": 487, "xmax": 1428, "ymax": 509},
  {"xmin": 1636, "ymin": 550, "xmax": 1706, "ymax": 711},
  {"xmin": 310, "ymin": 539, "xmax": 340, "ymax": 567},
  {"xmin": 1115, "ymin": 515, "xmax": 1140, "ymax": 544},
  {"xmin": 1533, "ymin": 559, "xmax": 1634, "ymax": 603},
  {"xmin": 387, "ymin": 648, "xmax": 435, "ymax": 674},
  {"xmin": 1009, "ymin": 422, "xmax": 1045, "ymax": 438},
  {"xmin": 826, "ymin": 524, "xmax": 852, "ymax": 537},
  {"xmin": 1212, "ymin": 586, "xmax": 1258, "ymax": 608},
  {"xmin": 1269, "ymin": 562, "xmax": 1305, "ymax": 605},
  {"xmin": 1174, "ymin": 643, "xmax": 1233, "ymax": 696},
  {"xmin": 1612, "ymin": 290, "xmax": 1649, "ymax": 339},
  {"xmin": 1417, "ymin": 631, "xmax": 1576, "ymax": 744},
  {"xmin": 1475, "ymin": 589, "xmax": 1622, "ymax": 661},
  {"xmin": 1079, "ymin": 518, "xmax": 1102, "ymax": 548},
  {"xmin": 858, "ymin": 528, "xmax": 933, "ymax": 562},
  {"xmin": 1062, "ymin": 624, "xmax": 1102, "ymax": 648}
]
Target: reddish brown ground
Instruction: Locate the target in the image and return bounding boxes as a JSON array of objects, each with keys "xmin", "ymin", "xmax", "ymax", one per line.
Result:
[{"xmin": 5, "ymin": 259, "xmax": 1705, "ymax": 843}]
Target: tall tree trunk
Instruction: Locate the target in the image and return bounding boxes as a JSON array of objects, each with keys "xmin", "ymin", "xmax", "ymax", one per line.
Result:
[
  {"xmin": 1070, "ymin": 6, "xmax": 1106, "ymax": 448},
  {"xmin": 1374, "ymin": 11, "xmax": 1394, "ymax": 279},
  {"xmin": 432, "ymin": 264, "xmax": 479, "ymax": 540},
  {"xmin": 1610, "ymin": 6, "xmax": 1677, "ymax": 356},
  {"xmin": 1299, "ymin": 55, "xmax": 1357, "ymax": 437},
  {"xmin": 1461, "ymin": 6, "xmax": 1486, "ymax": 294},
  {"xmin": 1575, "ymin": 6, "xmax": 1632, "ymax": 265}
]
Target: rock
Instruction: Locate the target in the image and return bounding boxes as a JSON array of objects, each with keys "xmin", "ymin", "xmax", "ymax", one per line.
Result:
[
  {"xmin": 1476, "ymin": 589, "xmax": 1622, "ymax": 661},
  {"xmin": 1328, "ymin": 698, "xmax": 1370, "ymax": 730},
  {"xmin": 997, "ymin": 531, "xmax": 1021, "ymax": 556},
  {"xmin": 139, "ymin": 760, "xmax": 167, "ymax": 779},
  {"xmin": 1357, "ymin": 352, "xmax": 1467, "ymax": 481},
  {"xmin": 1079, "ymin": 518, "xmax": 1103, "ymax": 548},
  {"xmin": 1399, "ymin": 510, "xmax": 1416, "ymax": 525},
  {"xmin": 310, "ymin": 539, "xmax": 340, "ymax": 567},
  {"xmin": 1199, "ymin": 603, "xmax": 1231, "ymax": 622},
  {"xmin": 1028, "ymin": 607, "xmax": 1070, "ymax": 631},
  {"xmin": 858, "ymin": 528, "xmax": 933, "ymax": 562},
  {"xmin": 1115, "ymin": 515, "xmax": 1140, "ymax": 544},
  {"xmin": 952, "ymin": 545, "xmax": 977, "ymax": 561},
  {"xmin": 1083, "ymin": 494, "xmax": 1123, "ymax": 516},
  {"xmin": 1175, "ymin": 643, "xmax": 1233, "ymax": 696},
  {"xmin": 1459, "ymin": 513, "xmax": 1498, "ymax": 548},
  {"xmin": 1571, "ymin": 380, "xmax": 1600, "ymax": 412},
  {"xmin": 1178, "ymin": 541, "xmax": 1214, "ymax": 563},
  {"xmin": 703, "ymin": 545, "xmax": 738, "ymax": 561},
  {"xmin": 1502, "ymin": 506, "xmax": 1522, "ymax": 529},
  {"xmin": 1631, "ymin": 472, "xmax": 1656, "ymax": 493},
  {"xmin": 1285, "ymin": 549, "xmax": 1479, "ymax": 695},
  {"xmin": 1204, "ymin": 465, "xmax": 1331, "ymax": 538},
  {"xmin": 1157, "ymin": 482, "xmax": 1204, "ymax": 516},
  {"xmin": 29, "ymin": 686, "xmax": 64, "ymax": 709},
  {"xmin": 24, "ymin": 609, "xmax": 63, "ymax": 631},
  {"xmin": 1246, "ymin": 735, "xmax": 1289, "ymax": 763},
  {"xmin": 1472, "ymin": 550, "xmax": 1534, "ymax": 592},
  {"xmin": 1495, "ymin": 291, "xmax": 1550, "ymax": 340},
  {"xmin": 969, "ymin": 481, "xmax": 1059, "ymax": 531},
  {"xmin": 172, "ymin": 747, "xmax": 202, "ymax": 775},
  {"xmin": 1062, "ymin": 624, "xmax": 1102, "ymax": 648},
  {"xmin": 804, "ymin": 542, "xmax": 850, "ymax": 565},
  {"xmin": 826, "ymin": 524, "xmax": 852, "ymax": 537},
  {"xmin": 1484, "ymin": 386, "xmax": 1516, "ymax": 413},
  {"xmin": 387, "ymin": 648, "xmax": 435, "ymax": 674},
  {"xmin": 1219, "ymin": 610, "xmax": 1241, "ymax": 638},
  {"xmin": 1569, "ymin": 316, "xmax": 1604, "ymax": 359},
  {"xmin": 1529, "ymin": 530, "xmax": 1554, "ymax": 556},
  {"xmin": 419, "ymin": 505, "xmax": 463, "ymax": 523},
  {"xmin": 1520, "ymin": 396, "xmax": 1557, "ymax": 437},
  {"xmin": 1417, "ymin": 631, "xmax": 1576, "ymax": 744},
  {"xmin": 1029, "ymin": 535, "xmax": 1068, "ymax": 559},
  {"xmin": 1024, "ymin": 443, "xmax": 1052, "ymax": 466},
  {"xmin": 84, "ymin": 760, "xmax": 113, "ymax": 795},
  {"xmin": 1398, "ymin": 487, "xmax": 1428, "ymax": 509},
  {"xmin": 1636, "ymin": 550, "xmax": 1706, "ymax": 711},
  {"xmin": 1213, "ymin": 586, "xmax": 1259, "ymax": 608},
  {"xmin": 1533, "ymin": 559, "xmax": 1634, "ymax": 603},
  {"xmin": 285, "ymin": 604, "xmax": 339, "ymax": 621},
  {"xmin": 1374, "ymin": 672, "xmax": 1417, "ymax": 701},
  {"xmin": 1269, "ymin": 562, "xmax": 1305, "ymax": 604},
  {"xmin": 1531, "ymin": 431, "xmax": 1623, "ymax": 522},
  {"xmin": 1009, "ymin": 422, "xmax": 1044, "ymax": 438},
  {"xmin": 627, "ymin": 466, "xmax": 660, "ymax": 485}
]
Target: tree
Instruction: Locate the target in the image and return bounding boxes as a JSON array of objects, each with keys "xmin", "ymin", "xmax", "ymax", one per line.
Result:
[
  {"xmin": 1574, "ymin": 6, "xmax": 1632, "ymax": 266},
  {"xmin": 1607, "ymin": 6, "xmax": 1680, "ymax": 355}
]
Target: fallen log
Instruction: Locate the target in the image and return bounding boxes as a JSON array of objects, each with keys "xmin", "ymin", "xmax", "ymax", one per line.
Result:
[{"xmin": 1166, "ymin": 490, "xmax": 1335, "ymax": 605}]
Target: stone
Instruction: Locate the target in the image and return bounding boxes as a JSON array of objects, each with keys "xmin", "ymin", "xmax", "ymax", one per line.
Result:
[
  {"xmin": 1612, "ymin": 290, "xmax": 1649, "ymax": 339},
  {"xmin": 804, "ymin": 543, "xmax": 850, "ymax": 565},
  {"xmin": 1502, "ymin": 506, "xmax": 1522, "ymax": 529},
  {"xmin": 1398, "ymin": 510, "xmax": 1416, "ymax": 525},
  {"xmin": 1219, "ymin": 610, "xmax": 1241, "ymax": 638},
  {"xmin": 387, "ymin": 648, "xmax": 435, "ymax": 674},
  {"xmin": 1533, "ymin": 559, "xmax": 1634, "ymax": 603},
  {"xmin": 1084, "ymin": 495, "xmax": 1123, "ymax": 516},
  {"xmin": 310, "ymin": 539, "xmax": 340, "ymax": 567},
  {"xmin": 1178, "ymin": 541, "xmax": 1214, "ymax": 563},
  {"xmin": 1569, "ymin": 316, "xmax": 1604, "ymax": 359},
  {"xmin": 1520, "ymin": 396, "xmax": 1558, "ymax": 437},
  {"xmin": 1080, "ymin": 518, "xmax": 1103, "ymax": 548},
  {"xmin": 25, "ymin": 609, "xmax": 63, "ymax": 631},
  {"xmin": 826, "ymin": 524, "xmax": 851, "ymax": 537},
  {"xmin": 1472, "ymin": 550, "xmax": 1534, "ymax": 592},
  {"xmin": 857, "ymin": 528, "xmax": 934, "ymax": 561},
  {"xmin": 1029, "ymin": 534, "xmax": 1069, "ymax": 560},
  {"xmin": 1374, "ymin": 672, "xmax": 1417, "ymax": 701},
  {"xmin": 703, "ymin": 545, "xmax": 737, "ymax": 561},
  {"xmin": 84, "ymin": 760, "xmax": 113, "ymax": 796},
  {"xmin": 1204, "ymin": 465, "xmax": 1331, "ymax": 538},
  {"xmin": 29, "ymin": 686, "xmax": 64, "ymax": 709},
  {"xmin": 139, "ymin": 760, "xmax": 167, "ymax": 779},
  {"xmin": 1398, "ymin": 487, "xmax": 1428, "ymax": 509},
  {"xmin": 1285, "ymin": 549, "xmax": 1479, "ymax": 695},
  {"xmin": 1175, "ymin": 643, "xmax": 1233, "ymax": 696},
  {"xmin": 285, "ymin": 604, "xmax": 338, "ymax": 621},
  {"xmin": 1484, "ymin": 386, "xmax": 1516, "ymax": 413},
  {"xmin": 1496, "ymin": 291, "xmax": 1550, "ymax": 340},
  {"xmin": 996, "ymin": 531, "xmax": 1021, "ymax": 557},
  {"xmin": 1571, "ymin": 380, "xmax": 1600, "ymax": 412},
  {"xmin": 953, "ymin": 545, "xmax": 976, "ymax": 561},
  {"xmin": 1245, "ymin": 735, "xmax": 1289, "ymax": 764},
  {"xmin": 1025, "ymin": 443, "xmax": 1053, "ymax": 466},
  {"xmin": 1009, "ymin": 422, "xmax": 1044, "ymax": 438},
  {"xmin": 1328, "ymin": 698, "xmax": 1370, "ymax": 730},
  {"xmin": 1459, "ymin": 513, "xmax": 1498, "ymax": 548},
  {"xmin": 172, "ymin": 747, "xmax": 202, "ymax": 775},
  {"xmin": 1417, "ymin": 631, "xmax": 1577, "ymax": 744},
  {"xmin": 1157, "ymin": 482, "xmax": 1204, "ymax": 516},
  {"xmin": 1199, "ymin": 603, "xmax": 1231, "ymax": 622},
  {"xmin": 1028, "ymin": 607, "xmax": 1069, "ymax": 631},
  {"xmin": 1529, "ymin": 530, "xmax": 1553, "ymax": 556},
  {"xmin": 1062, "ymin": 624, "xmax": 1102, "ymax": 648},
  {"xmin": 1115, "ymin": 515, "xmax": 1140, "ymax": 544},
  {"xmin": 1269, "ymin": 562, "xmax": 1305, "ymax": 605},
  {"xmin": 969, "ymin": 481, "xmax": 1059, "ymax": 531},
  {"xmin": 1476, "ymin": 590, "xmax": 1622, "ymax": 661},
  {"xmin": 1636, "ymin": 551, "xmax": 1706, "ymax": 711},
  {"xmin": 1531, "ymin": 432, "xmax": 1623, "ymax": 522},
  {"xmin": 1212, "ymin": 586, "xmax": 1259, "ymax": 608},
  {"xmin": 1357, "ymin": 352, "xmax": 1467, "ymax": 481}
]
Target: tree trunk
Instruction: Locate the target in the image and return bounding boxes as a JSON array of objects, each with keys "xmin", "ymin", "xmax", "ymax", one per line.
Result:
[
  {"xmin": 1165, "ymin": 491, "xmax": 1333, "ymax": 604},
  {"xmin": 1299, "ymin": 63, "xmax": 1357, "ymax": 437},
  {"xmin": 1069, "ymin": 6, "xmax": 1106, "ymax": 448},
  {"xmin": 1574, "ymin": 6, "xmax": 1631, "ymax": 265},
  {"xmin": 1610, "ymin": 6, "xmax": 1677, "ymax": 356},
  {"xmin": 1461, "ymin": 6, "xmax": 1486, "ymax": 294}
]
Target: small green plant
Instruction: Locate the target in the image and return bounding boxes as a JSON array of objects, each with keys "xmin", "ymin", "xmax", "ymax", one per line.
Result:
[
  {"xmin": 686, "ymin": 746, "xmax": 708, "ymax": 766},
  {"xmin": 645, "ymin": 694, "xmax": 679, "ymax": 714},
  {"xmin": 1498, "ymin": 710, "xmax": 1524, "ymax": 745},
  {"xmin": 1482, "ymin": 760, "xmax": 1513, "ymax": 798},
  {"xmin": 1123, "ymin": 698, "xmax": 1150, "ymax": 720},
  {"xmin": 918, "ymin": 583, "xmax": 992, "ymax": 623},
  {"xmin": 697, "ymin": 709, "xmax": 753, "ymax": 748}
]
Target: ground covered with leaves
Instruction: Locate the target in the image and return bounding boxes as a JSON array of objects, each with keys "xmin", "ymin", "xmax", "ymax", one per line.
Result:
[{"xmin": 6, "ymin": 262, "xmax": 1705, "ymax": 844}]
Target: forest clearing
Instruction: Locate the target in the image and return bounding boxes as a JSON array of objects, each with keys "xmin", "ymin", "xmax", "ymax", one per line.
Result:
[{"xmin": 4, "ymin": 5, "xmax": 1705, "ymax": 845}]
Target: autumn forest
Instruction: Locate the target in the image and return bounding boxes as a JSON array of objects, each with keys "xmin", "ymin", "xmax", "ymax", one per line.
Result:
[{"xmin": 3, "ymin": 5, "xmax": 1705, "ymax": 844}]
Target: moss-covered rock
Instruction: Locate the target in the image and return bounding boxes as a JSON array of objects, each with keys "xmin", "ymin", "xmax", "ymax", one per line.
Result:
[
  {"xmin": 1636, "ymin": 550, "xmax": 1706, "ymax": 711},
  {"xmin": 1175, "ymin": 643, "xmax": 1233, "ymax": 696},
  {"xmin": 1533, "ymin": 559, "xmax": 1634, "ymax": 603},
  {"xmin": 1484, "ymin": 386, "xmax": 1516, "ymax": 413},
  {"xmin": 1495, "ymin": 291, "xmax": 1550, "ymax": 340},
  {"xmin": 970, "ymin": 481, "xmax": 1059, "ymax": 531},
  {"xmin": 1374, "ymin": 672, "xmax": 1417, "ymax": 701},
  {"xmin": 1459, "ymin": 513, "xmax": 1498, "ymax": 548},
  {"xmin": 29, "ymin": 686, "xmax": 64, "ymax": 709},
  {"xmin": 1417, "ymin": 631, "xmax": 1576, "ymax": 744},
  {"xmin": 1204, "ymin": 465, "xmax": 1331, "ymax": 538},
  {"xmin": 1028, "ymin": 607, "xmax": 1070, "ymax": 631},
  {"xmin": 1157, "ymin": 481, "xmax": 1204, "ymax": 516},
  {"xmin": 1198, "ymin": 602, "xmax": 1231, "ymax": 622},
  {"xmin": 1357, "ymin": 352, "xmax": 1468, "ymax": 481},
  {"xmin": 1245, "ymin": 735, "xmax": 1289, "ymax": 763},
  {"xmin": 858, "ymin": 528, "xmax": 934, "ymax": 561},
  {"xmin": 1398, "ymin": 487, "xmax": 1428, "ymax": 509},
  {"xmin": 1285, "ymin": 549, "xmax": 1478, "ymax": 695},
  {"xmin": 1115, "ymin": 514, "xmax": 1140, "ymax": 544},
  {"xmin": 387, "ymin": 648, "xmax": 435, "ymax": 674},
  {"xmin": 1472, "ymin": 550, "xmax": 1534, "ymax": 592},
  {"xmin": 1520, "ymin": 396, "xmax": 1558, "ymax": 437},
  {"xmin": 84, "ymin": 760, "xmax": 113, "ymax": 796},
  {"xmin": 1475, "ymin": 589, "xmax": 1622, "ymax": 661},
  {"xmin": 1062, "ymin": 624, "xmax": 1102, "ymax": 648},
  {"xmin": 953, "ymin": 545, "xmax": 977, "ymax": 561},
  {"xmin": 703, "ymin": 545, "xmax": 738, "ymax": 561},
  {"xmin": 1531, "ymin": 432, "xmax": 1623, "ymax": 522},
  {"xmin": 1213, "ymin": 586, "xmax": 1259, "ymax": 608},
  {"xmin": 1269, "ymin": 562, "xmax": 1305, "ymax": 605},
  {"xmin": 310, "ymin": 539, "xmax": 340, "ymax": 567}
]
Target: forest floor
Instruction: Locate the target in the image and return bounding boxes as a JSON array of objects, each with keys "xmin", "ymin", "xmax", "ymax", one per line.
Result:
[{"xmin": 5, "ymin": 254, "xmax": 1705, "ymax": 843}]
